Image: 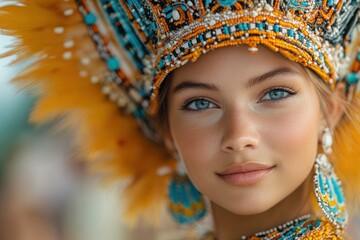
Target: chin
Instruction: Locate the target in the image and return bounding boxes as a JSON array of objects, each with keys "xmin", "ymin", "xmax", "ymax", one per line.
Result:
[
  {"xmin": 220, "ymin": 198, "xmax": 278, "ymax": 216},
  {"xmin": 228, "ymin": 206, "xmax": 271, "ymax": 216}
]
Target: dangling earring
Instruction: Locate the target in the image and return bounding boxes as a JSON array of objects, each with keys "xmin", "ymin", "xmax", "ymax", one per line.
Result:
[
  {"xmin": 313, "ymin": 127, "xmax": 348, "ymax": 229},
  {"xmin": 167, "ymin": 152, "xmax": 207, "ymax": 224},
  {"xmin": 321, "ymin": 127, "xmax": 333, "ymax": 154}
]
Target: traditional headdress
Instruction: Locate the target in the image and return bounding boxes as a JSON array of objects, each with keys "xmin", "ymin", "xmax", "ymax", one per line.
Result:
[{"xmin": 0, "ymin": 0, "xmax": 359, "ymax": 226}]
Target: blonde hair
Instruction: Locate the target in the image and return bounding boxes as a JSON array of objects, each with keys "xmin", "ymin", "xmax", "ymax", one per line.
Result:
[{"xmin": 300, "ymin": 66, "xmax": 360, "ymax": 215}]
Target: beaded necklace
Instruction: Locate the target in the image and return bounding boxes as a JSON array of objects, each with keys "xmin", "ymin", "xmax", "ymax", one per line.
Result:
[{"xmin": 203, "ymin": 215, "xmax": 343, "ymax": 240}]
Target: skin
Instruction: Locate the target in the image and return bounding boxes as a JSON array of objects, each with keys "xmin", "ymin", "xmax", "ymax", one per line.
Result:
[{"xmin": 163, "ymin": 45, "xmax": 345, "ymax": 240}]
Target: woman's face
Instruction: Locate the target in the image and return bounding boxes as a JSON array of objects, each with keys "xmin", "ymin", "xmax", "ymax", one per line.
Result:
[{"xmin": 165, "ymin": 45, "xmax": 324, "ymax": 215}]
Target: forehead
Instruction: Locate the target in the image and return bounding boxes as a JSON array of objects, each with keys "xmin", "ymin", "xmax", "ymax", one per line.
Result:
[{"xmin": 171, "ymin": 45, "xmax": 299, "ymax": 83}]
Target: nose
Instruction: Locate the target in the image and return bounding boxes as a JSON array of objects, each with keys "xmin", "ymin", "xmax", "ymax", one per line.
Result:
[{"xmin": 221, "ymin": 108, "xmax": 260, "ymax": 153}]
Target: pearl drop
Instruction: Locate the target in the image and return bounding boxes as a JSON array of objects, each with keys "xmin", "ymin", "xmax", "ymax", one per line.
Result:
[
  {"xmin": 322, "ymin": 130, "xmax": 333, "ymax": 148},
  {"xmin": 176, "ymin": 160, "xmax": 187, "ymax": 176}
]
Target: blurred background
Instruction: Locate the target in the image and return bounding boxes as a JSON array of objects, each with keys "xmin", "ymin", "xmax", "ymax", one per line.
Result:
[
  {"xmin": 0, "ymin": 27, "xmax": 208, "ymax": 240},
  {"xmin": 0, "ymin": 33, "xmax": 128, "ymax": 240},
  {"xmin": 0, "ymin": 23, "xmax": 359, "ymax": 240}
]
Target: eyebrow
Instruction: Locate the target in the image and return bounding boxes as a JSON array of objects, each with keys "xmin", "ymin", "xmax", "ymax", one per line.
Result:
[
  {"xmin": 172, "ymin": 67, "xmax": 297, "ymax": 94},
  {"xmin": 246, "ymin": 67, "xmax": 297, "ymax": 88},
  {"xmin": 172, "ymin": 81, "xmax": 218, "ymax": 94}
]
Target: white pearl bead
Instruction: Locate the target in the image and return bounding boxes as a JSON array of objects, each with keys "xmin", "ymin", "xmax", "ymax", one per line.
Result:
[
  {"xmin": 265, "ymin": 3, "xmax": 273, "ymax": 12},
  {"xmin": 54, "ymin": 27, "xmax": 64, "ymax": 34},
  {"xmin": 248, "ymin": 47, "xmax": 258, "ymax": 52},
  {"xmin": 62, "ymin": 51, "xmax": 72, "ymax": 60},
  {"xmin": 172, "ymin": 10, "xmax": 180, "ymax": 21},
  {"xmin": 322, "ymin": 130, "xmax": 333, "ymax": 147},
  {"xmin": 90, "ymin": 76, "xmax": 99, "ymax": 84},
  {"xmin": 117, "ymin": 97, "xmax": 128, "ymax": 107},
  {"xmin": 63, "ymin": 40, "xmax": 74, "ymax": 48},
  {"xmin": 64, "ymin": 9, "xmax": 74, "ymax": 16},
  {"xmin": 156, "ymin": 166, "xmax": 172, "ymax": 176},
  {"xmin": 102, "ymin": 86, "xmax": 111, "ymax": 95},
  {"xmin": 79, "ymin": 71, "xmax": 88, "ymax": 78}
]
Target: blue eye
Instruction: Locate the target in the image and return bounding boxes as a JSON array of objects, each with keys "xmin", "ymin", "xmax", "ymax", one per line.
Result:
[
  {"xmin": 184, "ymin": 98, "xmax": 217, "ymax": 111},
  {"xmin": 261, "ymin": 88, "xmax": 294, "ymax": 101}
]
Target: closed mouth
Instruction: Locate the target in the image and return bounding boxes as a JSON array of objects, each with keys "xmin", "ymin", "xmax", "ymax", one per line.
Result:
[{"xmin": 217, "ymin": 163, "xmax": 275, "ymax": 186}]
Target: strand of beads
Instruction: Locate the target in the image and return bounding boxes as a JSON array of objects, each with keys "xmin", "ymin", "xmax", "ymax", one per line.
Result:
[{"xmin": 245, "ymin": 214, "xmax": 311, "ymax": 240}]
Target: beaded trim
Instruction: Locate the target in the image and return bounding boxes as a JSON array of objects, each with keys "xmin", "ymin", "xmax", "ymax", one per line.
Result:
[
  {"xmin": 74, "ymin": 0, "xmax": 359, "ymax": 137},
  {"xmin": 75, "ymin": 0, "xmax": 159, "ymax": 140},
  {"xmin": 314, "ymin": 154, "xmax": 348, "ymax": 229},
  {"xmin": 240, "ymin": 214, "xmax": 313, "ymax": 239},
  {"xmin": 205, "ymin": 215, "xmax": 343, "ymax": 240}
]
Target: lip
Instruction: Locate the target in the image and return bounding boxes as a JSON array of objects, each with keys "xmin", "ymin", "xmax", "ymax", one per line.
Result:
[{"xmin": 217, "ymin": 162, "xmax": 275, "ymax": 186}]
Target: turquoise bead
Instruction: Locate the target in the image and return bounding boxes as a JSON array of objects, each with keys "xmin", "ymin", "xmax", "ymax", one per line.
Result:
[
  {"xmin": 134, "ymin": 108, "xmax": 144, "ymax": 119},
  {"xmin": 346, "ymin": 73, "xmax": 359, "ymax": 84},
  {"xmin": 332, "ymin": 177, "xmax": 345, "ymax": 204},
  {"xmin": 301, "ymin": 1, "xmax": 309, "ymax": 6},
  {"xmin": 258, "ymin": 22, "xmax": 264, "ymax": 30},
  {"xmin": 84, "ymin": 13, "xmax": 97, "ymax": 26},
  {"xmin": 107, "ymin": 57, "xmax": 120, "ymax": 70},
  {"xmin": 223, "ymin": 25, "xmax": 230, "ymax": 35},
  {"xmin": 274, "ymin": 24, "xmax": 279, "ymax": 32},
  {"xmin": 218, "ymin": 0, "xmax": 237, "ymax": 6},
  {"xmin": 327, "ymin": 0, "xmax": 334, "ymax": 6},
  {"xmin": 243, "ymin": 23, "xmax": 249, "ymax": 31},
  {"xmin": 288, "ymin": 29, "xmax": 294, "ymax": 37},
  {"xmin": 290, "ymin": 0, "xmax": 299, "ymax": 6}
]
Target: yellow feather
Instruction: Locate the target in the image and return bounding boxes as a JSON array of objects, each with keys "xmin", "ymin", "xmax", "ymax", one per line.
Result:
[
  {"xmin": 0, "ymin": 0, "xmax": 175, "ymax": 227},
  {"xmin": 332, "ymin": 94, "xmax": 360, "ymax": 214}
]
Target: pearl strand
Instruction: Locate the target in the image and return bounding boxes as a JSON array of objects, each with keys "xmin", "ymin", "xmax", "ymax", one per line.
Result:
[{"xmin": 240, "ymin": 214, "xmax": 312, "ymax": 240}]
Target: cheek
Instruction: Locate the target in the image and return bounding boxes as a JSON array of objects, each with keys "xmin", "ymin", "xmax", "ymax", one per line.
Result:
[
  {"xmin": 262, "ymin": 97, "xmax": 321, "ymax": 169},
  {"xmin": 169, "ymin": 109, "xmax": 222, "ymax": 151},
  {"xmin": 168, "ymin": 114, "xmax": 220, "ymax": 183}
]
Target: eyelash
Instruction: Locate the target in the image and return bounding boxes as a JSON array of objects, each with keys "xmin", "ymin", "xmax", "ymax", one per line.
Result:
[
  {"xmin": 181, "ymin": 87, "xmax": 297, "ymax": 111},
  {"xmin": 181, "ymin": 97, "xmax": 217, "ymax": 112},
  {"xmin": 258, "ymin": 87, "xmax": 296, "ymax": 103}
]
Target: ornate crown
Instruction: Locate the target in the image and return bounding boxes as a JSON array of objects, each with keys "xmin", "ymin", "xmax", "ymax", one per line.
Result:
[{"xmin": 75, "ymin": 0, "xmax": 358, "ymax": 122}]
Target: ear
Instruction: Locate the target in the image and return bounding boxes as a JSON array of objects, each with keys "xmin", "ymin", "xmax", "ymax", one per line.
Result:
[
  {"xmin": 162, "ymin": 128, "xmax": 177, "ymax": 155},
  {"xmin": 326, "ymin": 82, "xmax": 346, "ymax": 129}
]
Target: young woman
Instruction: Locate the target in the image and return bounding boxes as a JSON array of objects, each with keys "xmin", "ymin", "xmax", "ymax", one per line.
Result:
[
  {"xmin": 1, "ymin": 0, "xmax": 359, "ymax": 239},
  {"xmin": 161, "ymin": 45, "xmax": 353, "ymax": 239}
]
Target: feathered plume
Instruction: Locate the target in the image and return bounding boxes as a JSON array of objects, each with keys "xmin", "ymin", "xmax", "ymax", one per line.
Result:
[{"xmin": 0, "ymin": 0, "xmax": 175, "ymax": 226}]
